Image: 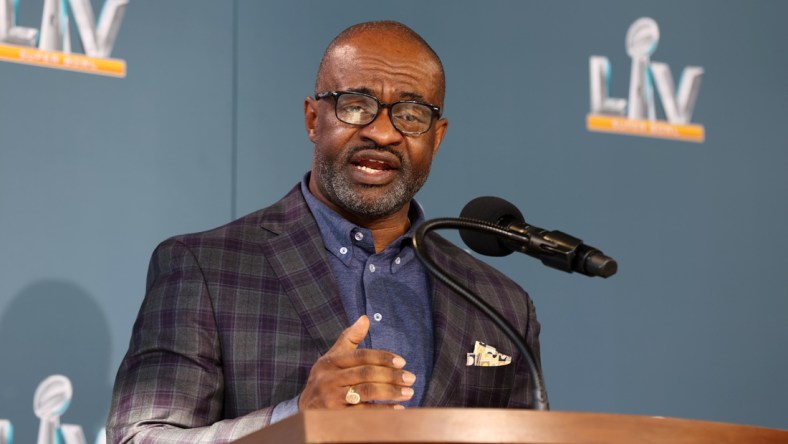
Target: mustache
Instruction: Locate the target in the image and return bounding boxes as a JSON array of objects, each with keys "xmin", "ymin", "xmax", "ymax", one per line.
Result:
[{"xmin": 346, "ymin": 144, "xmax": 404, "ymax": 163}]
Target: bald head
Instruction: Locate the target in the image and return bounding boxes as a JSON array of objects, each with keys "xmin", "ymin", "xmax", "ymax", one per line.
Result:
[{"xmin": 315, "ymin": 21, "xmax": 446, "ymax": 104}]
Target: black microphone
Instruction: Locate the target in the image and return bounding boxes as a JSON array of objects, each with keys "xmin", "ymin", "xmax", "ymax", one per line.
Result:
[{"xmin": 459, "ymin": 196, "xmax": 618, "ymax": 278}]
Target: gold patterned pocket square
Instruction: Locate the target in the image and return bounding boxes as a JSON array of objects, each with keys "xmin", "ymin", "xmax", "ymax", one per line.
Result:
[{"xmin": 466, "ymin": 340, "xmax": 511, "ymax": 366}]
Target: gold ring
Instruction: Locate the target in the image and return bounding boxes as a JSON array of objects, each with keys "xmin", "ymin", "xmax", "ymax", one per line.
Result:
[{"xmin": 345, "ymin": 386, "xmax": 361, "ymax": 405}]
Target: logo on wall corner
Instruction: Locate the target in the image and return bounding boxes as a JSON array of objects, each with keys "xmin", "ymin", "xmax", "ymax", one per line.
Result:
[
  {"xmin": 0, "ymin": 0, "xmax": 128, "ymax": 77},
  {"xmin": 587, "ymin": 17, "xmax": 704, "ymax": 143}
]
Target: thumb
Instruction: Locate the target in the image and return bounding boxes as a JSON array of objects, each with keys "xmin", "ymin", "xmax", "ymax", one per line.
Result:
[{"xmin": 331, "ymin": 315, "xmax": 370, "ymax": 353}]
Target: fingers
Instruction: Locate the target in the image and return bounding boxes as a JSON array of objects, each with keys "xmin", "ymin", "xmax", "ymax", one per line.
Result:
[
  {"xmin": 325, "ymin": 316, "xmax": 406, "ymax": 369},
  {"xmin": 299, "ymin": 316, "xmax": 416, "ymax": 410},
  {"xmin": 329, "ymin": 365, "xmax": 415, "ymax": 391},
  {"xmin": 330, "ymin": 315, "xmax": 370, "ymax": 354},
  {"xmin": 300, "ymin": 365, "xmax": 415, "ymax": 409},
  {"xmin": 339, "ymin": 382, "xmax": 413, "ymax": 409},
  {"xmin": 342, "ymin": 390, "xmax": 409, "ymax": 409},
  {"xmin": 351, "ymin": 382, "xmax": 415, "ymax": 404},
  {"xmin": 328, "ymin": 348, "xmax": 406, "ymax": 370},
  {"xmin": 350, "ymin": 403, "xmax": 407, "ymax": 410}
]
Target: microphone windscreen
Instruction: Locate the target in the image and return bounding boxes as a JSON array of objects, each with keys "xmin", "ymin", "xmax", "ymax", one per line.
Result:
[{"xmin": 459, "ymin": 196, "xmax": 524, "ymax": 257}]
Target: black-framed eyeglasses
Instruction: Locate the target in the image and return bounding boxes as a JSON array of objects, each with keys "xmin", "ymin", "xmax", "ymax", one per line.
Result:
[{"xmin": 314, "ymin": 90, "xmax": 442, "ymax": 135}]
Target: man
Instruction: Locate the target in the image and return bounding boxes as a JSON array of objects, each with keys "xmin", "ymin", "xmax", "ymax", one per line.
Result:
[{"xmin": 107, "ymin": 20, "xmax": 543, "ymax": 443}]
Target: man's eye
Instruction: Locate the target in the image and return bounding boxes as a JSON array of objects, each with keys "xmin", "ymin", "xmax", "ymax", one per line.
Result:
[
  {"xmin": 394, "ymin": 109, "xmax": 429, "ymax": 123},
  {"xmin": 340, "ymin": 100, "xmax": 374, "ymax": 115},
  {"xmin": 344, "ymin": 105, "xmax": 366, "ymax": 113},
  {"xmin": 397, "ymin": 114, "xmax": 417, "ymax": 123}
]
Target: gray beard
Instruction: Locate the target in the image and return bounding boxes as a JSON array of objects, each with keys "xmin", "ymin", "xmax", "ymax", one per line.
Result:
[{"xmin": 314, "ymin": 147, "xmax": 429, "ymax": 219}]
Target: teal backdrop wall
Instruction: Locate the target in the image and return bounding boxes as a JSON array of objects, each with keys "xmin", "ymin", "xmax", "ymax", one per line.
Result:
[{"xmin": 1, "ymin": 1, "xmax": 786, "ymax": 441}]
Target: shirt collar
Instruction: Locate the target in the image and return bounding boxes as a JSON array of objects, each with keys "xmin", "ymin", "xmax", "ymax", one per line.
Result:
[{"xmin": 300, "ymin": 173, "xmax": 426, "ymax": 266}]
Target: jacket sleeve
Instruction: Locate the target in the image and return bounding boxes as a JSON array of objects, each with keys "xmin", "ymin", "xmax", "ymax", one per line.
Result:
[{"xmin": 106, "ymin": 239, "xmax": 275, "ymax": 444}]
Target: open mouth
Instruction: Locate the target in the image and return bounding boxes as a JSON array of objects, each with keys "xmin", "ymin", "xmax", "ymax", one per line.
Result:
[
  {"xmin": 353, "ymin": 158, "xmax": 396, "ymax": 174},
  {"xmin": 348, "ymin": 149, "xmax": 402, "ymax": 184}
]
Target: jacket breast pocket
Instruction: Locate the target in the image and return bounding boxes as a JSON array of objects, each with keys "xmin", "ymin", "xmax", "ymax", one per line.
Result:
[{"xmin": 463, "ymin": 365, "xmax": 515, "ymax": 407}]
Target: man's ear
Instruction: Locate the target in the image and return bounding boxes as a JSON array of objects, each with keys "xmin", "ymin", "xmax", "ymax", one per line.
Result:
[
  {"xmin": 304, "ymin": 97, "xmax": 319, "ymax": 143},
  {"xmin": 431, "ymin": 117, "xmax": 449, "ymax": 156}
]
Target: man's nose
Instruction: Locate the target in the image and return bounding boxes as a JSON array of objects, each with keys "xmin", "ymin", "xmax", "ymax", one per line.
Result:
[{"xmin": 357, "ymin": 108, "xmax": 404, "ymax": 146}]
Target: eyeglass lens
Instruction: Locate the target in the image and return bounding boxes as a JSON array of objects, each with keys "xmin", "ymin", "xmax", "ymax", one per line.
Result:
[{"xmin": 335, "ymin": 93, "xmax": 434, "ymax": 134}]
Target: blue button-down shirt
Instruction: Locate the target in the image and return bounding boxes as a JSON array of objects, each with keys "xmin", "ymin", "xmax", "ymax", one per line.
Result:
[
  {"xmin": 300, "ymin": 176, "xmax": 434, "ymax": 407},
  {"xmin": 271, "ymin": 176, "xmax": 435, "ymax": 422}
]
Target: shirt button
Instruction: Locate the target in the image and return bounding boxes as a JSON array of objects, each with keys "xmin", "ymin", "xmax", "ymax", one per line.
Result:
[
  {"xmin": 354, "ymin": 232, "xmax": 364, "ymax": 241},
  {"xmin": 373, "ymin": 313, "xmax": 383, "ymax": 322},
  {"xmin": 369, "ymin": 264, "xmax": 376, "ymax": 273},
  {"xmin": 395, "ymin": 257, "xmax": 401, "ymax": 265},
  {"xmin": 339, "ymin": 247, "xmax": 348, "ymax": 255}
]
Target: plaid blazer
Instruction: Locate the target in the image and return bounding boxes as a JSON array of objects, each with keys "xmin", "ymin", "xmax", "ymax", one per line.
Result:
[{"xmin": 107, "ymin": 184, "xmax": 542, "ymax": 443}]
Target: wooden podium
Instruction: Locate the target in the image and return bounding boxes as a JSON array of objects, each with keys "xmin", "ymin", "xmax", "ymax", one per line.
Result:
[{"xmin": 233, "ymin": 409, "xmax": 787, "ymax": 443}]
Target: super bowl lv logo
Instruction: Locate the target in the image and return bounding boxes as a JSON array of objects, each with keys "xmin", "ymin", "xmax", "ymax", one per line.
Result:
[
  {"xmin": 587, "ymin": 17, "xmax": 705, "ymax": 143},
  {"xmin": 0, "ymin": 0, "xmax": 128, "ymax": 77}
]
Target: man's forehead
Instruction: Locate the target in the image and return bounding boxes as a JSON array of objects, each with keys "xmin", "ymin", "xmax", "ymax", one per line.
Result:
[
  {"xmin": 329, "ymin": 36, "xmax": 436, "ymax": 66},
  {"xmin": 316, "ymin": 26, "xmax": 445, "ymax": 103},
  {"xmin": 323, "ymin": 43, "xmax": 441, "ymax": 86}
]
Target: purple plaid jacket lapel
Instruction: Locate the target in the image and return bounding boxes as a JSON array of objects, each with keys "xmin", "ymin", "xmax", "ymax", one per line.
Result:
[
  {"xmin": 420, "ymin": 233, "xmax": 537, "ymax": 408},
  {"xmin": 257, "ymin": 185, "xmax": 348, "ymax": 355},
  {"xmin": 424, "ymin": 287, "xmax": 474, "ymax": 405},
  {"xmin": 422, "ymin": 234, "xmax": 475, "ymax": 406}
]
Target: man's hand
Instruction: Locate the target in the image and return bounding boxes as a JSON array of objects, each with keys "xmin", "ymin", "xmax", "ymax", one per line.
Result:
[{"xmin": 298, "ymin": 315, "xmax": 416, "ymax": 409}]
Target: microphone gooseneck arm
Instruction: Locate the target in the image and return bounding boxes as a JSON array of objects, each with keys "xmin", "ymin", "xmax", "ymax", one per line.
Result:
[{"xmin": 412, "ymin": 217, "xmax": 549, "ymax": 411}]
